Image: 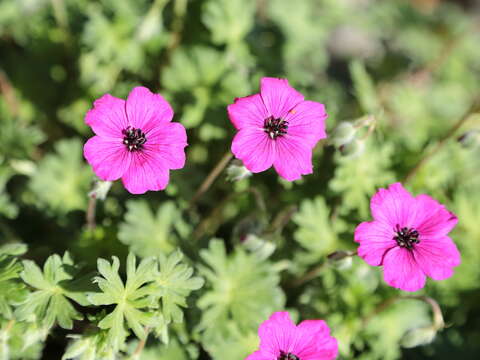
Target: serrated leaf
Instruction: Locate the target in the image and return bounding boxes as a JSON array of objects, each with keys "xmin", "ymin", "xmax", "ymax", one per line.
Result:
[
  {"xmin": 154, "ymin": 250, "xmax": 204, "ymax": 325},
  {"xmin": 87, "ymin": 253, "xmax": 158, "ymax": 351},
  {"xmin": 196, "ymin": 240, "xmax": 284, "ymax": 342},
  {"xmin": 118, "ymin": 200, "xmax": 187, "ymax": 257},
  {"xmin": 15, "ymin": 253, "xmax": 88, "ymax": 329},
  {"xmin": 28, "ymin": 139, "xmax": 91, "ymax": 215}
]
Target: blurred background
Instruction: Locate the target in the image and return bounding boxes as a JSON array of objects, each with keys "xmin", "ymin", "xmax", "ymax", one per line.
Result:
[{"xmin": 1, "ymin": 0, "xmax": 480, "ymax": 359}]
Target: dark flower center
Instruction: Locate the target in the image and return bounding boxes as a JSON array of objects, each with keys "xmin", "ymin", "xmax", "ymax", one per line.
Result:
[
  {"xmin": 278, "ymin": 351, "xmax": 300, "ymax": 360},
  {"xmin": 264, "ymin": 116, "xmax": 288, "ymax": 139},
  {"xmin": 393, "ymin": 224, "xmax": 420, "ymax": 249},
  {"xmin": 122, "ymin": 126, "xmax": 146, "ymax": 152}
]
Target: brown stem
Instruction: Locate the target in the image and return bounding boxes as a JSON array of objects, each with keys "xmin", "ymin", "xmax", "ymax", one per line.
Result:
[
  {"xmin": 86, "ymin": 195, "xmax": 97, "ymax": 230},
  {"xmin": 133, "ymin": 328, "xmax": 150, "ymax": 357},
  {"xmin": 403, "ymin": 97, "xmax": 480, "ymax": 184},
  {"xmin": 189, "ymin": 151, "xmax": 233, "ymax": 209}
]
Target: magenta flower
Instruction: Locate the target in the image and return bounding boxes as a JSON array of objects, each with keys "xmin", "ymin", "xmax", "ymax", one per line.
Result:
[
  {"xmin": 246, "ymin": 312, "xmax": 338, "ymax": 360},
  {"xmin": 83, "ymin": 87, "xmax": 187, "ymax": 194},
  {"xmin": 355, "ymin": 182, "xmax": 460, "ymax": 292},
  {"xmin": 228, "ymin": 77, "xmax": 327, "ymax": 181}
]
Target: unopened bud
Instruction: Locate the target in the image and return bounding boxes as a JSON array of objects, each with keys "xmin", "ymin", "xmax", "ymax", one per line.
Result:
[
  {"xmin": 339, "ymin": 139, "xmax": 366, "ymax": 158},
  {"xmin": 327, "ymin": 250, "xmax": 355, "ymax": 269},
  {"xmin": 457, "ymin": 129, "xmax": 480, "ymax": 148},
  {"xmin": 226, "ymin": 160, "xmax": 252, "ymax": 182},
  {"xmin": 88, "ymin": 180, "xmax": 112, "ymax": 200},
  {"xmin": 330, "ymin": 122, "xmax": 357, "ymax": 147},
  {"xmin": 400, "ymin": 325, "xmax": 437, "ymax": 348}
]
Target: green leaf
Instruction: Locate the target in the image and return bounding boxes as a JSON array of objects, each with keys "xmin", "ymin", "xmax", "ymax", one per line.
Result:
[
  {"xmin": 0, "ymin": 245, "xmax": 28, "ymax": 319},
  {"xmin": 202, "ymin": 0, "xmax": 255, "ymax": 45},
  {"xmin": 15, "ymin": 253, "xmax": 88, "ymax": 330},
  {"xmin": 118, "ymin": 200, "xmax": 187, "ymax": 257},
  {"xmin": 28, "ymin": 139, "xmax": 91, "ymax": 216},
  {"xmin": 154, "ymin": 250, "xmax": 204, "ymax": 325},
  {"xmin": 330, "ymin": 140, "xmax": 395, "ymax": 218},
  {"xmin": 349, "ymin": 60, "xmax": 380, "ymax": 114},
  {"xmin": 87, "ymin": 253, "xmax": 158, "ymax": 351},
  {"xmin": 293, "ymin": 196, "xmax": 347, "ymax": 264},
  {"xmin": 196, "ymin": 240, "xmax": 285, "ymax": 342}
]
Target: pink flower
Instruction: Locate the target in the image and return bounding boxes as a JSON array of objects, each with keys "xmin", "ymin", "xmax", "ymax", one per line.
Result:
[
  {"xmin": 228, "ymin": 78, "xmax": 327, "ymax": 181},
  {"xmin": 83, "ymin": 87, "xmax": 187, "ymax": 194},
  {"xmin": 355, "ymin": 182, "xmax": 460, "ymax": 292},
  {"xmin": 246, "ymin": 312, "xmax": 338, "ymax": 360}
]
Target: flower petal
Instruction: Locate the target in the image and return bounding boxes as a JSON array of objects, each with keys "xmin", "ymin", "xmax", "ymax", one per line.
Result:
[
  {"xmin": 355, "ymin": 221, "xmax": 397, "ymax": 266},
  {"xmin": 85, "ymin": 94, "xmax": 128, "ymax": 138},
  {"xmin": 227, "ymin": 93, "xmax": 268, "ymax": 130},
  {"xmin": 284, "ymin": 100, "xmax": 328, "ymax": 148},
  {"xmin": 144, "ymin": 122, "xmax": 188, "ymax": 170},
  {"xmin": 370, "ymin": 183, "xmax": 417, "ymax": 228},
  {"xmin": 272, "ymin": 136, "xmax": 313, "ymax": 181},
  {"xmin": 414, "ymin": 236, "xmax": 460, "ymax": 281},
  {"xmin": 231, "ymin": 128, "xmax": 276, "ymax": 173},
  {"xmin": 382, "ymin": 247, "xmax": 426, "ymax": 292},
  {"xmin": 257, "ymin": 312, "xmax": 297, "ymax": 357},
  {"xmin": 126, "ymin": 86, "xmax": 174, "ymax": 134},
  {"xmin": 260, "ymin": 77, "xmax": 304, "ymax": 119},
  {"xmin": 413, "ymin": 194, "xmax": 458, "ymax": 237},
  {"xmin": 121, "ymin": 150, "xmax": 170, "ymax": 194},
  {"xmin": 296, "ymin": 320, "xmax": 338, "ymax": 360},
  {"xmin": 83, "ymin": 136, "xmax": 131, "ymax": 181}
]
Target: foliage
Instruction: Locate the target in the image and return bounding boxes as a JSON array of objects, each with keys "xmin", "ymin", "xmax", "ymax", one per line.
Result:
[{"xmin": 1, "ymin": 0, "xmax": 480, "ymax": 359}]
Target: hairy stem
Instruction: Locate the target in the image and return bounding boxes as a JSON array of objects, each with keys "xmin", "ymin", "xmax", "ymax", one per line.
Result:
[
  {"xmin": 86, "ymin": 195, "xmax": 97, "ymax": 230},
  {"xmin": 133, "ymin": 328, "xmax": 150, "ymax": 357},
  {"xmin": 189, "ymin": 151, "xmax": 233, "ymax": 209}
]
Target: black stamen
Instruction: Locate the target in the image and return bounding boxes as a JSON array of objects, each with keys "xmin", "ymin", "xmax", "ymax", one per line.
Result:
[
  {"xmin": 264, "ymin": 116, "xmax": 288, "ymax": 140},
  {"xmin": 278, "ymin": 351, "xmax": 300, "ymax": 360},
  {"xmin": 122, "ymin": 126, "xmax": 147, "ymax": 152},
  {"xmin": 393, "ymin": 224, "xmax": 420, "ymax": 250}
]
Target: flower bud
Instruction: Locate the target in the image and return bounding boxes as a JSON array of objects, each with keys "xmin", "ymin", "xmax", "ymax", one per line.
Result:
[
  {"xmin": 457, "ymin": 129, "xmax": 480, "ymax": 148},
  {"xmin": 339, "ymin": 139, "xmax": 366, "ymax": 158},
  {"xmin": 88, "ymin": 179, "xmax": 112, "ymax": 200},
  {"xmin": 226, "ymin": 160, "xmax": 252, "ymax": 182},
  {"xmin": 400, "ymin": 325, "xmax": 437, "ymax": 348},
  {"xmin": 327, "ymin": 250, "xmax": 355, "ymax": 269},
  {"xmin": 330, "ymin": 122, "xmax": 357, "ymax": 147}
]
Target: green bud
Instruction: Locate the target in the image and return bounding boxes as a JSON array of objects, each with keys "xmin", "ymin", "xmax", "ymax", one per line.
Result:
[
  {"xmin": 457, "ymin": 129, "xmax": 480, "ymax": 148},
  {"xmin": 400, "ymin": 325, "xmax": 437, "ymax": 348},
  {"xmin": 339, "ymin": 139, "xmax": 366, "ymax": 158},
  {"xmin": 226, "ymin": 160, "xmax": 252, "ymax": 182},
  {"xmin": 330, "ymin": 122, "xmax": 357, "ymax": 147},
  {"xmin": 327, "ymin": 250, "xmax": 355, "ymax": 269},
  {"xmin": 88, "ymin": 179, "xmax": 112, "ymax": 200}
]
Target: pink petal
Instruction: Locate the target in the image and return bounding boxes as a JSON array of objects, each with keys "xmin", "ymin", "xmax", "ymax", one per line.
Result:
[
  {"xmin": 121, "ymin": 150, "xmax": 170, "ymax": 194},
  {"xmin": 284, "ymin": 100, "xmax": 328, "ymax": 148},
  {"xmin": 83, "ymin": 136, "xmax": 131, "ymax": 181},
  {"xmin": 145, "ymin": 122, "xmax": 188, "ymax": 170},
  {"xmin": 231, "ymin": 128, "xmax": 276, "ymax": 173},
  {"xmin": 414, "ymin": 236, "xmax": 460, "ymax": 281},
  {"xmin": 296, "ymin": 320, "xmax": 338, "ymax": 360},
  {"xmin": 227, "ymin": 94, "xmax": 268, "ymax": 130},
  {"xmin": 85, "ymin": 94, "xmax": 128, "ymax": 138},
  {"xmin": 272, "ymin": 136, "xmax": 313, "ymax": 181},
  {"xmin": 125, "ymin": 86, "xmax": 173, "ymax": 134},
  {"xmin": 355, "ymin": 221, "xmax": 397, "ymax": 266},
  {"xmin": 382, "ymin": 247, "xmax": 426, "ymax": 292},
  {"xmin": 257, "ymin": 312, "xmax": 297, "ymax": 357},
  {"xmin": 413, "ymin": 194, "xmax": 458, "ymax": 237},
  {"xmin": 260, "ymin": 77, "xmax": 304, "ymax": 119},
  {"xmin": 246, "ymin": 351, "xmax": 269, "ymax": 360},
  {"xmin": 370, "ymin": 183, "xmax": 417, "ymax": 228}
]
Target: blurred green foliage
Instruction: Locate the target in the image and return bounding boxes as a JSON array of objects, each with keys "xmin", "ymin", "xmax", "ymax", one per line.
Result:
[{"xmin": 1, "ymin": 0, "xmax": 480, "ymax": 359}]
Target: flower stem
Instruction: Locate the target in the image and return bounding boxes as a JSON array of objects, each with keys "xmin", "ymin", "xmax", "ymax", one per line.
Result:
[
  {"xmin": 86, "ymin": 194, "xmax": 97, "ymax": 230},
  {"xmin": 133, "ymin": 328, "xmax": 150, "ymax": 357},
  {"xmin": 189, "ymin": 151, "xmax": 233, "ymax": 209},
  {"xmin": 403, "ymin": 97, "xmax": 480, "ymax": 184}
]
